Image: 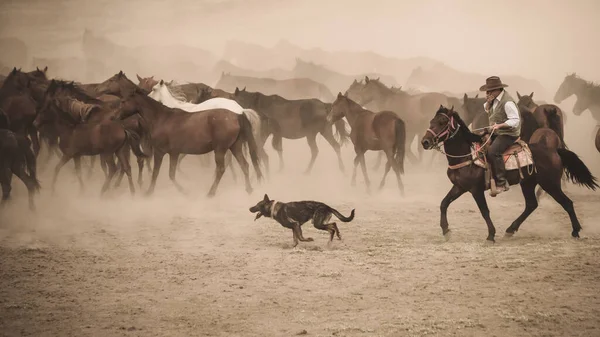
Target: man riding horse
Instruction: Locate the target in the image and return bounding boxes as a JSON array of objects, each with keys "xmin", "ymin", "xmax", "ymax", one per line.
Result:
[{"xmin": 480, "ymin": 76, "xmax": 521, "ymax": 196}]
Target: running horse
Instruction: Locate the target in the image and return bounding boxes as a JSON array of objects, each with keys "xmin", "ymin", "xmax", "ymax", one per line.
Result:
[
  {"xmin": 326, "ymin": 92, "xmax": 406, "ymax": 194},
  {"xmin": 517, "ymin": 91, "xmax": 567, "ymax": 147},
  {"xmin": 421, "ymin": 105, "xmax": 598, "ymax": 242}
]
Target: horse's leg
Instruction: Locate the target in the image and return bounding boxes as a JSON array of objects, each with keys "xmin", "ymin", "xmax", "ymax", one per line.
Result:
[
  {"xmin": 207, "ymin": 149, "xmax": 227, "ymax": 198},
  {"xmin": 543, "ymin": 184, "xmax": 582, "ymax": 238},
  {"xmin": 100, "ymin": 155, "xmax": 109, "ymax": 178},
  {"xmin": 379, "ymin": 157, "xmax": 392, "ymax": 190},
  {"xmin": 320, "ymin": 127, "xmax": 345, "ymax": 172},
  {"xmin": 357, "ymin": 150, "xmax": 371, "ymax": 193},
  {"xmin": 225, "ymin": 151, "xmax": 238, "ymax": 182},
  {"xmin": 29, "ymin": 127, "xmax": 40, "ymax": 158},
  {"xmin": 0, "ymin": 167, "xmax": 11, "ymax": 206},
  {"xmin": 87, "ymin": 155, "xmax": 96, "ymax": 178},
  {"xmin": 371, "ymin": 152, "xmax": 382, "ymax": 170},
  {"xmin": 404, "ymin": 131, "xmax": 420, "ymax": 165},
  {"xmin": 440, "ymin": 185, "xmax": 467, "ymax": 237},
  {"xmin": 146, "ymin": 150, "xmax": 165, "ymax": 196},
  {"xmin": 113, "ymin": 145, "xmax": 130, "ymax": 188},
  {"xmin": 137, "ymin": 155, "xmax": 144, "ymax": 187},
  {"xmin": 351, "ymin": 153, "xmax": 360, "ymax": 187},
  {"xmin": 51, "ymin": 154, "xmax": 71, "ymax": 195},
  {"xmin": 535, "ymin": 186, "xmax": 545, "ymax": 200},
  {"xmin": 471, "ymin": 188, "xmax": 496, "ymax": 242},
  {"xmin": 304, "ymin": 133, "xmax": 319, "ymax": 175},
  {"xmin": 11, "ymin": 163, "xmax": 38, "ymax": 211},
  {"xmin": 272, "ymin": 133, "xmax": 284, "ymax": 172},
  {"xmin": 168, "ymin": 153, "xmax": 187, "ymax": 195},
  {"xmin": 230, "ymin": 142, "xmax": 253, "ymax": 194},
  {"xmin": 73, "ymin": 156, "xmax": 85, "ymax": 194},
  {"xmin": 100, "ymin": 154, "xmax": 118, "ymax": 196},
  {"xmin": 505, "ymin": 179, "xmax": 538, "ymax": 236},
  {"xmin": 116, "ymin": 149, "xmax": 135, "ymax": 195}
]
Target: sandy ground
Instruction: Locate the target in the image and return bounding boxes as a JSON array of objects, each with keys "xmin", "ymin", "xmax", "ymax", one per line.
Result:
[{"xmin": 1, "ymin": 138, "xmax": 600, "ymax": 337}]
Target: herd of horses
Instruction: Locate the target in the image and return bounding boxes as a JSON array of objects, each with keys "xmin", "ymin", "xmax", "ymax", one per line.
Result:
[{"xmin": 1, "ymin": 64, "xmax": 599, "ymax": 242}]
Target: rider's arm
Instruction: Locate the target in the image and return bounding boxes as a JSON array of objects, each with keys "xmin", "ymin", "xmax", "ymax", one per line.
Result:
[{"xmin": 502, "ymin": 101, "xmax": 520, "ymax": 129}]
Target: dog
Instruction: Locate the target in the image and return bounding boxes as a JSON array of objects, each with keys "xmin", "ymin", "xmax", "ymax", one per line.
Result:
[{"xmin": 249, "ymin": 194, "xmax": 355, "ymax": 247}]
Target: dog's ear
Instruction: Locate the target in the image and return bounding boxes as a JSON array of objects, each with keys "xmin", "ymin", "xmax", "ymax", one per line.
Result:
[{"xmin": 263, "ymin": 193, "xmax": 269, "ymax": 201}]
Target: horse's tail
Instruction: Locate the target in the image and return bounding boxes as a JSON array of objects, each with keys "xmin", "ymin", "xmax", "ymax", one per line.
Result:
[
  {"xmin": 394, "ymin": 118, "xmax": 406, "ymax": 174},
  {"xmin": 557, "ymin": 148, "xmax": 599, "ymax": 190},
  {"xmin": 544, "ymin": 107, "xmax": 567, "ymax": 149},
  {"xmin": 241, "ymin": 109, "xmax": 262, "ymax": 146},
  {"xmin": 330, "ymin": 207, "xmax": 355, "ymax": 222},
  {"xmin": 124, "ymin": 129, "xmax": 149, "ymax": 158},
  {"xmin": 334, "ymin": 118, "xmax": 350, "ymax": 146},
  {"xmin": 238, "ymin": 112, "xmax": 264, "ymax": 182}
]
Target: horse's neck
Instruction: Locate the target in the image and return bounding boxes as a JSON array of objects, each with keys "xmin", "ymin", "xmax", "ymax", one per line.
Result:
[
  {"xmin": 345, "ymin": 102, "xmax": 367, "ymax": 127},
  {"xmin": 442, "ymin": 135, "xmax": 474, "ymax": 166}
]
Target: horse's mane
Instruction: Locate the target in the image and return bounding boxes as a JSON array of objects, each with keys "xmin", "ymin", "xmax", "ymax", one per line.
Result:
[
  {"xmin": 439, "ymin": 106, "xmax": 482, "ymax": 143},
  {"xmin": 161, "ymin": 83, "xmax": 188, "ymax": 102},
  {"xmin": 53, "ymin": 80, "xmax": 103, "ymax": 104}
]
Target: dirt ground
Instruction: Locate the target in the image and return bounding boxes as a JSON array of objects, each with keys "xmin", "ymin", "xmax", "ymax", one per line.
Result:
[{"xmin": 1, "ymin": 139, "xmax": 600, "ymax": 337}]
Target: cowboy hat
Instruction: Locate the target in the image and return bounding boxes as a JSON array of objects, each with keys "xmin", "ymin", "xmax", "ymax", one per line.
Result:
[{"xmin": 479, "ymin": 76, "xmax": 509, "ymax": 92}]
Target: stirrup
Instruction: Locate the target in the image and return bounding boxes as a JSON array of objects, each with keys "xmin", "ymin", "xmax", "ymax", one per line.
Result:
[{"xmin": 490, "ymin": 179, "xmax": 509, "ymax": 197}]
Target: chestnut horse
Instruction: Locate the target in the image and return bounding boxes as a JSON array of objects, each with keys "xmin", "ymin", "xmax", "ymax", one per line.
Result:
[
  {"xmin": 326, "ymin": 92, "xmax": 405, "ymax": 194},
  {"xmin": 117, "ymin": 89, "xmax": 263, "ymax": 197},
  {"xmin": 517, "ymin": 91, "xmax": 566, "ymax": 147},
  {"xmin": 421, "ymin": 106, "xmax": 598, "ymax": 242}
]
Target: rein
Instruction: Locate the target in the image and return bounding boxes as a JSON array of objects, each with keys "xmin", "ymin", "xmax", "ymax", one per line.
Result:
[{"xmin": 427, "ymin": 112, "xmax": 496, "ymax": 166}]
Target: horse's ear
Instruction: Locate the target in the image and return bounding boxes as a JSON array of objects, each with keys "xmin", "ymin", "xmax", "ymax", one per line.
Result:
[
  {"xmin": 242, "ymin": 86, "xmax": 246, "ymax": 92},
  {"xmin": 43, "ymin": 66, "xmax": 48, "ymax": 73},
  {"xmin": 365, "ymin": 76, "xmax": 370, "ymax": 83},
  {"xmin": 263, "ymin": 194, "xmax": 269, "ymax": 201},
  {"xmin": 136, "ymin": 74, "xmax": 143, "ymax": 82},
  {"xmin": 463, "ymin": 93, "xmax": 468, "ymax": 102},
  {"xmin": 530, "ymin": 92, "xmax": 534, "ymax": 98},
  {"xmin": 475, "ymin": 94, "xmax": 479, "ymax": 98},
  {"xmin": 337, "ymin": 92, "xmax": 343, "ymax": 98},
  {"xmin": 344, "ymin": 91, "xmax": 348, "ymax": 97},
  {"xmin": 168, "ymin": 80, "xmax": 173, "ymax": 86},
  {"xmin": 517, "ymin": 91, "xmax": 521, "ymax": 99},
  {"xmin": 159, "ymin": 79, "xmax": 164, "ymax": 85},
  {"xmin": 11, "ymin": 67, "xmax": 16, "ymax": 74},
  {"xmin": 353, "ymin": 78, "xmax": 357, "ymax": 84},
  {"xmin": 36, "ymin": 66, "xmax": 40, "ymax": 71},
  {"xmin": 119, "ymin": 70, "xmax": 123, "ymax": 75},
  {"xmin": 150, "ymin": 76, "xmax": 154, "ymax": 79},
  {"xmin": 235, "ymin": 87, "xmax": 240, "ymax": 95},
  {"xmin": 439, "ymin": 104, "xmax": 444, "ymax": 110},
  {"xmin": 376, "ymin": 77, "xmax": 380, "ymax": 81}
]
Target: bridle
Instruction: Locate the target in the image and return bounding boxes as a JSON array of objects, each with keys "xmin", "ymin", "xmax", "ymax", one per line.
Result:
[{"xmin": 425, "ymin": 112, "xmax": 461, "ymax": 146}]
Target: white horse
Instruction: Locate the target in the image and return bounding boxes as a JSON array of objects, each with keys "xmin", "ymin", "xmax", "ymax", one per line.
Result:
[{"xmin": 148, "ymin": 81, "xmax": 268, "ymax": 179}]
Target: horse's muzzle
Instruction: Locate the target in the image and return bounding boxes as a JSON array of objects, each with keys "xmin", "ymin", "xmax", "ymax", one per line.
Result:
[{"xmin": 421, "ymin": 138, "xmax": 433, "ymax": 150}]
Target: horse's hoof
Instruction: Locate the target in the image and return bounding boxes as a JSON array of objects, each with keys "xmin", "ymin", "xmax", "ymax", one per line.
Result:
[
  {"xmin": 504, "ymin": 232, "xmax": 514, "ymax": 238},
  {"xmin": 572, "ymin": 232, "xmax": 580, "ymax": 239},
  {"xmin": 207, "ymin": 192, "xmax": 216, "ymax": 198},
  {"xmin": 306, "ymin": 238, "xmax": 314, "ymax": 242},
  {"xmin": 443, "ymin": 230, "xmax": 451, "ymax": 241},
  {"xmin": 485, "ymin": 238, "xmax": 495, "ymax": 244}
]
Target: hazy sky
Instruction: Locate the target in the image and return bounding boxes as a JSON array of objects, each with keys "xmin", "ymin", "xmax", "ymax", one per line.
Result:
[{"xmin": 1, "ymin": 0, "xmax": 599, "ymax": 88}]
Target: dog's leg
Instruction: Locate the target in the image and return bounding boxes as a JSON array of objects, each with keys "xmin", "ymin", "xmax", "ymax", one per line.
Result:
[
  {"xmin": 291, "ymin": 227, "xmax": 300, "ymax": 247},
  {"xmin": 313, "ymin": 211, "xmax": 336, "ymax": 243},
  {"xmin": 294, "ymin": 223, "xmax": 313, "ymax": 242}
]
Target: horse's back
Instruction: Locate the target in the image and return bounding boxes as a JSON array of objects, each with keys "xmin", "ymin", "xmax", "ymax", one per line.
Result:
[{"xmin": 197, "ymin": 98, "xmax": 243, "ymax": 114}]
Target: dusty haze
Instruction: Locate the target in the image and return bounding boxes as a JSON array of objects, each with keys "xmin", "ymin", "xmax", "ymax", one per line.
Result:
[{"xmin": 1, "ymin": 1, "xmax": 600, "ymax": 336}]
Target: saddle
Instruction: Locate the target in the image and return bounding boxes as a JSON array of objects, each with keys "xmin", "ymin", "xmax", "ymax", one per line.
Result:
[{"xmin": 469, "ymin": 134, "xmax": 536, "ymax": 189}]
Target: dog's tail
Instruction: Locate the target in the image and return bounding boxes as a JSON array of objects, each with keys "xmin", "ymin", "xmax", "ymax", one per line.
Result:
[{"xmin": 330, "ymin": 208, "xmax": 355, "ymax": 222}]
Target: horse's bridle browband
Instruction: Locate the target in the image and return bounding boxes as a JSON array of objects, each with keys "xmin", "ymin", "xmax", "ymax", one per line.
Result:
[{"xmin": 426, "ymin": 112, "xmax": 461, "ymax": 146}]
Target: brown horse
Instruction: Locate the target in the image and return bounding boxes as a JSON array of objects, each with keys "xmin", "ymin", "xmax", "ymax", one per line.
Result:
[
  {"xmin": 34, "ymin": 80, "xmax": 147, "ymax": 195},
  {"xmin": 461, "ymin": 93, "xmax": 489, "ymax": 130},
  {"xmin": 0, "ymin": 68, "xmax": 46, "ymax": 157},
  {"xmin": 517, "ymin": 91, "xmax": 566, "ymax": 147},
  {"xmin": 345, "ymin": 77, "xmax": 453, "ymax": 165},
  {"xmin": 555, "ymin": 73, "xmax": 600, "ymax": 120},
  {"xmin": 0, "ymin": 128, "xmax": 40, "ymax": 210},
  {"xmin": 326, "ymin": 92, "xmax": 405, "ymax": 194},
  {"xmin": 136, "ymin": 74, "xmax": 211, "ymax": 102},
  {"xmin": 200, "ymin": 87, "xmax": 349, "ymax": 174},
  {"xmin": 421, "ymin": 105, "xmax": 598, "ymax": 242},
  {"xmin": 117, "ymin": 89, "xmax": 263, "ymax": 197}
]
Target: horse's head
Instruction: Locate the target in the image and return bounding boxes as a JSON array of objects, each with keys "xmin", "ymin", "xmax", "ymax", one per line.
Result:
[
  {"xmin": 327, "ymin": 92, "xmax": 352, "ymax": 123},
  {"xmin": 4, "ymin": 67, "xmax": 30, "ymax": 91},
  {"xmin": 353, "ymin": 76, "xmax": 391, "ymax": 107},
  {"xmin": 137, "ymin": 74, "xmax": 158, "ymax": 92},
  {"xmin": 118, "ymin": 90, "xmax": 143, "ymax": 120},
  {"xmin": 421, "ymin": 105, "xmax": 475, "ymax": 150},
  {"xmin": 28, "ymin": 66, "xmax": 49, "ymax": 83},
  {"xmin": 516, "ymin": 91, "xmax": 536, "ymax": 113},
  {"xmin": 148, "ymin": 80, "xmax": 167, "ymax": 101},
  {"xmin": 233, "ymin": 86, "xmax": 259, "ymax": 108},
  {"xmin": 345, "ymin": 78, "xmax": 366, "ymax": 99},
  {"xmin": 96, "ymin": 70, "xmax": 143, "ymax": 97},
  {"xmin": 554, "ymin": 73, "xmax": 580, "ymax": 104},
  {"xmin": 34, "ymin": 79, "xmax": 60, "ymax": 128}
]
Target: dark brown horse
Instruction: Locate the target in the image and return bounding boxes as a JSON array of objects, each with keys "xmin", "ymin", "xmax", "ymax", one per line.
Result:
[
  {"xmin": 34, "ymin": 80, "xmax": 147, "ymax": 195},
  {"xmin": 326, "ymin": 92, "xmax": 405, "ymax": 194},
  {"xmin": 555, "ymin": 73, "xmax": 600, "ymax": 120},
  {"xmin": 421, "ymin": 105, "xmax": 598, "ymax": 242},
  {"xmin": 202, "ymin": 87, "xmax": 349, "ymax": 174},
  {"xmin": 461, "ymin": 93, "xmax": 489, "ymax": 130},
  {"xmin": 117, "ymin": 89, "xmax": 263, "ymax": 197},
  {"xmin": 517, "ymin": 91, "xmax": 566, "ymax": 147},
  {"xmin": 0, "ymin": 128, "xmax": 40, "ymax": 210},
  {"xmin": 0, "ymin": 68, "xmax": 45, "ymax": 157}
]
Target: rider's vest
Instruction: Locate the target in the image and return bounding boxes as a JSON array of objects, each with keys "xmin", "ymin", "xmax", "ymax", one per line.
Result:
[{"xmin": 488, "ymin": 91, "xmax": 521, "ymax": 137}]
